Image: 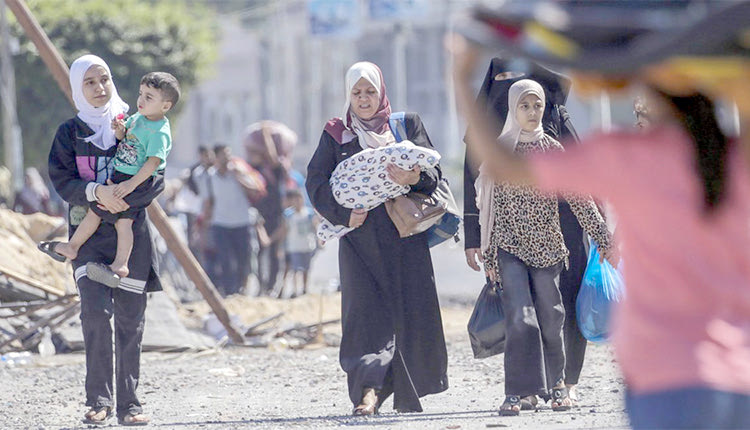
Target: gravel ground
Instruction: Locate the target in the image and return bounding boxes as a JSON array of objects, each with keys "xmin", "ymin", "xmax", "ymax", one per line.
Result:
[
  {"xmin": 1, "ymin": 242, "xmax": 629, "ymax": 429},
  {"xmin": 0, "ymin": 306, "xmax": 629, "ymax": 430}
]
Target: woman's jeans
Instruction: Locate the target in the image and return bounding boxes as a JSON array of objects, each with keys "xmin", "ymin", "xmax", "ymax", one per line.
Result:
[
  {"xmin": 627, "ymin": 387, "xmax": 750, "ymax": 429},
  {"xmin": 497, "ymin": 247, "xmax": 565, "ymax": 397}
]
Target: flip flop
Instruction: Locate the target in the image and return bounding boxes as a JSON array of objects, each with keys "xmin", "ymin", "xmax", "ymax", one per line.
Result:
[
  {"xmin": 498, "ymin": 395, "xmax": 521, "ymax": 416},
  {"xmin": 118, "ymin": 412, "xmax": 150, "ymax": 426},
  {"xmin": 82, "ymin": 406, "xmax": 112, "ymax": 425},
  {"xmin": 85, "ymin": 262, "xmax": 121, "ymax": 289},
  {"xmin": 551, "ymin": 387, "xmax": 573, "ymax": 412},
  {"xmin": 37, "ymin": 241, "xmax": 67, "ymax": 263}
]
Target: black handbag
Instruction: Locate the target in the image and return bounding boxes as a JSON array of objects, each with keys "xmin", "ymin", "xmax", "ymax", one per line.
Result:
[{"xmin": 467, "ymin": 280, "xmax": 506, "ymax": 359}]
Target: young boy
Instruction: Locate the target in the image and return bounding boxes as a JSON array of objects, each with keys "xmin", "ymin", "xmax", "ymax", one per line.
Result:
[
  {"xmin": 280, "ymin": 188, "xmax": 318, "ymax": 297},
  {"xmin": 43, "ymin": 72, "xmax": 179, "ymax": 286}
]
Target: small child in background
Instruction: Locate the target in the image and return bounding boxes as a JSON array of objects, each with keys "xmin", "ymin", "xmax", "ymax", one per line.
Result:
[
  {"xmin": 41, "ymin": 72, "xmax": 179, "ymax": 287},
  {"xmin": 279, "ymin": 188, "xmax": 318, "ymax": 298}
]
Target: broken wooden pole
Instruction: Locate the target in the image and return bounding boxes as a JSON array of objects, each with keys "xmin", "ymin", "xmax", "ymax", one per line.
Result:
[
  {"xmin": 0, "ymin": 298, "xmax": 78, "ymax": 351},
  {"xmin": 146, "ymin": 203, "xmax": 244, "ymax": 344},
  {"xmin": 0, "ymin": 264, "xmax": 66, "ymax": 297},
  {"xmin": 244, "ymin": 311, "xmax": 284, "ymax": 337},
  {"xmin": 0, "ymin": 294, "xmax": 74, "ymax": 318},
  {"xmin": 3, "ymin": 0, "xmax": 72, "ymax": 105},
  {"xmin": 6, "ymin": 0, "xmax": 245, "ymax": 345}
]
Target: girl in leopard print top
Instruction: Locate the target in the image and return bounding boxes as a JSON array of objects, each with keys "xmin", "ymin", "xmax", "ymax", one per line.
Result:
[
  {"xmin": 483, "ymin": 135, "xmax": 612, "ymax": 274},
  {"xmin": 474, "ymin": 79, "xmax": 613, "ymax": 415}
]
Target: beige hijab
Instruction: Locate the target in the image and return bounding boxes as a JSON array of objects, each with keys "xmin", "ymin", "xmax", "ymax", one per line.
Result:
[
  {"xmin": 476, "ymin": 79, "xmax": 546, "ymax": 254},
  {"xmin": 343, "ymin": 62, "xmax": 396, "ymax": 150}
]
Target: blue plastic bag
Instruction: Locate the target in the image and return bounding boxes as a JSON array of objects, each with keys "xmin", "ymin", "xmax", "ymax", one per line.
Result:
[{"xmin": 576, "ymin": 239, "xmax": 625, "ymax": 342}]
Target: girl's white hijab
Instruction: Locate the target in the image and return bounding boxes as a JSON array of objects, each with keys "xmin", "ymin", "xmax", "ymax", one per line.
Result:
[
  {"xmin": 476, "ymin": 79, "xmax": 546, "ymax": 254},
  {"xmin": 343, "ymin": 62, "xmax": 395, "ymax": 150},
  {"xmin": 70, "ymin": 55, "xmax": 129, "ymax": 150}
]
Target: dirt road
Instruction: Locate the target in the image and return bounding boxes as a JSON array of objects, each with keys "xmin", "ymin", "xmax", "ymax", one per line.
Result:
[{"xmin": 1, "ymin": 303, "xmax": 628, "ymax": 430}]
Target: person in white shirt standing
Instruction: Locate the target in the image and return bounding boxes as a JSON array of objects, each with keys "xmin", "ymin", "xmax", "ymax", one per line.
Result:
[{"xmin": 202, "ymin": 144, "xmax": 260, "ymax": 296}]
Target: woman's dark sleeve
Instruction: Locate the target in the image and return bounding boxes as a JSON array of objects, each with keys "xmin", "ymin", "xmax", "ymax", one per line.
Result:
[
  {"xmin": 463, "ymin": 148, "xmax": 481, "ymax": 249},
  {"xmin": 305, "ymin": 132, "xmax": 352, "ymax": 226},
  {"xmin": 405, "ymin": 113, "xmax": 441, "ymax": 194},
  {"xmin": 47, "ymin": 122, "xmax": 91, "ymax": 207}
]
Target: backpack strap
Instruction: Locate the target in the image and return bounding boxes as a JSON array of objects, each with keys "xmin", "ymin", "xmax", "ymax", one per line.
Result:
[{"xmin": 389, "ymin": 112, "xmax": 407, "ymax": 143}]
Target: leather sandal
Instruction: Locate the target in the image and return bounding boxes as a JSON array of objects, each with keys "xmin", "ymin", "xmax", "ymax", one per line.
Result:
[
  {"xmin": 82, "ymin": 406, "xmax": 112, "ymax": 425},
  {"xmin": 353, "ymin": 387, "xmax": 379, "ymax": 416},
  {"xmin": 551, "ymin": 386, "xmax": 573, "ymax": 411},
  {"xmin": 498, "ymin": 395, "xmax": 522, "ymax": 416}
]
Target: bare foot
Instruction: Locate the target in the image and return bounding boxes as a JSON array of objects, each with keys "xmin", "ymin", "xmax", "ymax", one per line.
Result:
[
  {"xmin": 109, "ymin": 262, "xmax": 129, "ymax": 278},
  {"xmin": 54, "ymin": 242, "xmax": 78, "ymax": 260},
  {"xmin": 566, "ymin": 384, "xmax": 579, "ymax": 405},
  {"xmin": 119, "ymin": 412, "xmax": 150, "ymax": 425},
  {"xmin": 83, "ymin": 406, "xmax": 111, "ymax": 424},
  {"xmin": 353, "ymin": 387, "xmax": 379, "ymax": 416}
]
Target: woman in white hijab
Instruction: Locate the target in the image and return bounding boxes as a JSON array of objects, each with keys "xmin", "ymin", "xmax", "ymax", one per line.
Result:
[
  {"xmin": 44, "ymin": 54, "xmax": 163, "ymax": 426},
  {"xmin": 476, "ymin": 79, "xmax": 613, "ymax": 415},
  {"xmin": 306, "ymin": 61, "xmax": 448, "ymax": 416}
]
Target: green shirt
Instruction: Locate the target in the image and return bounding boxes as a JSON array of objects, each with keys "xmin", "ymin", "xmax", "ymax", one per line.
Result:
[{"xmin": 113, "ymin": 113, "xmax": 171, "ymax": 176}]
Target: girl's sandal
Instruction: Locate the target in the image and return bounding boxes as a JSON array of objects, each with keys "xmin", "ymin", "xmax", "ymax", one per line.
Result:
[
  {"xmin": 82, "ymin": 406, "xmax": 112, "ymax": 425},
  {"xmin": 551, "ymin": 386, "xmax": 573, "ymax": 411},
  {"xmin": 498, "ymin": 395, "xmax": 522, "ymax": 416}
]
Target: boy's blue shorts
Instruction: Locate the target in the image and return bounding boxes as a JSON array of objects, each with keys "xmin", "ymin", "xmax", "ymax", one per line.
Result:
[{"xmin": 287, "ymin": 251, "xmax": 313, "ymax": 272}]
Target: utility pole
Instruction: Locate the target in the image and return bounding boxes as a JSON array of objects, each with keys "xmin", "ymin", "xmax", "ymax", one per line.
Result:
[
  {"xmin": 1, "ymin": 1, "xmax": 23, "ymax": 194},
  {"xmin": 4, "ymin": 0, "xmax": 245, "ymax": 344},
  {"xmin": 392, "ymin": 22, "xmax": 408, "ymax": 111}
]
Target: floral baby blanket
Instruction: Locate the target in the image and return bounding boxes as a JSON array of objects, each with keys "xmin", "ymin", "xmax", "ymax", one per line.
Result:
[{"xmin": 317, "ymin": 141, "xmax": 441, "ymax": 242}]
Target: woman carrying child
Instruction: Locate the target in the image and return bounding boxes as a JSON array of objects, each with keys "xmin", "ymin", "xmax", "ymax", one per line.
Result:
[
  {"xmin": 44, "ymin": 54, "xmax": 164, "ymax": 426},
  {"xmin": 306, "ymin": 61, "xmax": 448, "ymax": 415}
]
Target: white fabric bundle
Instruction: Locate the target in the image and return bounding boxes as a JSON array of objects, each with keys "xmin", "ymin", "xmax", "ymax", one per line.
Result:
[{"xmin": 317, "ymin": 141, "xmax": 441, "ymax": 242}]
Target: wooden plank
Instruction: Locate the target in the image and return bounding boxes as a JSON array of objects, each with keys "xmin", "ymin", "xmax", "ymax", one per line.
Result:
[
  {"xmin": 4, "ymin": 0, "xmax": 72, "ymax": 105},
  {"xmin": 146, "ymin": 204, "xmax": 244, "ymax": 344},
  {"xmin": 0, "ymin": 264, "xmax": 66, "ymax": 297},
  {"xmin": 244, "ymin": 312, "xmax": 284, "ymax": 336},
  {"xmin": 0, "ymin": 299, "xmax": 78, "ymax": 351},
  {"xmin": 0, "ymin": 295, "xmax": 74, "ymax": 319}
]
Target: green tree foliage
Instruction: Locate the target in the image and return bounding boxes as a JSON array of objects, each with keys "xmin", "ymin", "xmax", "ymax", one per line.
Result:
[{"xmin": 3, "ymin": 0, "xmax": 218, "ymax": 168}]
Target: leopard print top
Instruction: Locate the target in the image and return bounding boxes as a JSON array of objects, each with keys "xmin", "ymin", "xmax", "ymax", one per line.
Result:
[{"xmin": 484, "ymin": 135, "xmax": 611, "ymax": 272}]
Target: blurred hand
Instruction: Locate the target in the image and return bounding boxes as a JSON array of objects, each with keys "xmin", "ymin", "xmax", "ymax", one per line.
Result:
[
  {"xmin": 599, "ymin": 245, "xmax": 621, "ymax": 268},
  {"xmin": 446, "ymin": 33, "xmax": 481, "ymax": 82},
  {"xmin": 112, "ymin": 179, "xmax": 137, "ymax": 199},
  {"xmin": 386, "ymin": 164, "xmax": 420, "ymax": 186},
  {"xmin": 96, "ymin": 180, "xmax": 129, "ymax": 213},
  {"xmin": 348, "ymin": 208, "xmax": 368, "ymax": 228},
  {"xmin": 465, "ymin": 248, "xmax": 483, "ymax": 272},
  {"xmin": 111, "ymin": 117, "xmax": 126, "ymax": 140},
  {"xmin": 485, "ymin": 266, "xmax": 498, "ymax": 283}
]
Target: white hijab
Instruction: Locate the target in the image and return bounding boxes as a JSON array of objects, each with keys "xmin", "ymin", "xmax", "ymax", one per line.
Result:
[
  {"xmin": 343, "ymin": 62, "xmax": 396, "ymax": 150},
  {"xmin": 476, "ymin": 79, "xmax": 546, "ymax": 253},
  {"xmin": 70, "ymin": 55, "xmax": 129, "ymax": 150}
]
